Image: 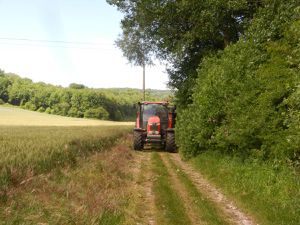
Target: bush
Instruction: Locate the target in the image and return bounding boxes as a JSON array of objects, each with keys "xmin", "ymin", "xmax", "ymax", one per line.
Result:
[
  {"xmin": 0, "ymin": 99, "xmax": 4, "ymax": 105},
  {"xmin": 24, "ymin": 102, "xmax": 37, "ymax": 111},
  {"xmin": 68, "ymin": 107, "xmax": 78, "ymax": 117},
  {"xmin": 84, "ymin": 107, "xmax": 109, "ymax": 120},
  {"xmin": 37, "ymin": 107, "xmax": 46, "ymax": 113},
  {"xmin": 52, "ymin": 103, "xmax": 70, "ymax": 116},
  {"xmin": 77, "ymin": 110, "xmax": 84, "ymax": 118},
  {"xmin": 45, "ymin": 107, "xmax": 52, "ymax": 114}
]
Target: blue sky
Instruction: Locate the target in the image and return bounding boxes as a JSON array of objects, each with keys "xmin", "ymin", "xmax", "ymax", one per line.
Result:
[{"xmin": 0, "ymin": 0, "xmax": 168, "ymax": 89}]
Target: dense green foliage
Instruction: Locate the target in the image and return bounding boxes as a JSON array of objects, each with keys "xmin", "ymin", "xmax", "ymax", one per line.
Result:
[
  {"xmin": 108, "ymin": 0, "xmax": 262, "ymax": 105},
  {"xmin": 112, "ymin": 0, "xmax": 300, "ymax": 164},
  {"xmin": 177, "ymin": 1, "xmax": 300, "ymax": 162},
  {"xmin": 0, "ymin": 72, "xmax": 171, "ymax": 121},
  {"xmin": 84, "ymin": 107, "xmax": 109, "ymax": 120},
  {"xmin": 192, "ymin": 151, "xmax": 300, "ymax": 225}
]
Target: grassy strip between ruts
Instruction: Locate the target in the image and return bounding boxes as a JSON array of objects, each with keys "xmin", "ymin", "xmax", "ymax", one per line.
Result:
[
  {"xmin": 151, "ymin": 152, "xmax": 191, "ymax": 225},
  {"xmin": 129, "ymin": 156, "xmax": 150, "ymax": 224},
  {"xmin": 166, "ymin": 154, "xmax": 231, "ymax": 225},
  {"xmin": 0, "ymin": 126, "xmax": 131, "ymax": 201},
  {"xmin": 191, "ymin": 151, "xmax": 300, "ymax": 225}
]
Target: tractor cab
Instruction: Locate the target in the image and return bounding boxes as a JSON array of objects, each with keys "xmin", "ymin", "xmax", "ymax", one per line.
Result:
[
  {"xmin": 133, "ymin": 101, "xmax": 176, "ymax": 152},
  {"xmin": 141, "ymin": 102, "xmax": 168, "ymax": 131}
]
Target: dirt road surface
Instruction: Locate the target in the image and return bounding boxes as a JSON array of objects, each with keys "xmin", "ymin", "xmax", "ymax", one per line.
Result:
[{"xmin": 130, "ymin": 150, "xmax": 256, "ymax": 225}]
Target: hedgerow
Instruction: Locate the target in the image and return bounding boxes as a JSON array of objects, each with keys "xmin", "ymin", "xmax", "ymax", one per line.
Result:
[{"xmin": 176, "ymin": 2, "xmax": 300, "ymax": 164}]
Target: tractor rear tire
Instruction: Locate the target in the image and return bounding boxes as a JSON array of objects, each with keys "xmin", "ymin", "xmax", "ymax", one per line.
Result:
[
  {"xmin": 133, "ymin": 131, "xmax": 144, "ymax": 151},
  {"xmin": 165, "ymin": 132, "xmax": 177, "ymax": 153}
]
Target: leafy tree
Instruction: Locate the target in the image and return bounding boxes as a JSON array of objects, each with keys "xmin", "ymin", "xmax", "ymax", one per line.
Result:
[
  {"xmin": 108, "ymin": 0, "xmax": 263, "ymax": 105},
  {"xmin": 50, "ymin": 102, "xmax": 70, "ymax": 116},
  {"xmin": 69, "ymin": 83, "xmax": 86, "ymax": 89},
  {"xmin": 8, "ymin": 78, "xmax": 33, "ymax": 106},
  {"xmin": 0, "ymin": 75, "xmax": 11, "ymax": 102},
  {"xmin": 84, "ymin": 107, "xmax": 109, "ymax": 120},
  {"xmin": 70, "ymin": 91, "xmax": 84, "ymax": 112},
  {"xmin": 24, "ymin": 102, "xmax": 37, "ymax": 111}
]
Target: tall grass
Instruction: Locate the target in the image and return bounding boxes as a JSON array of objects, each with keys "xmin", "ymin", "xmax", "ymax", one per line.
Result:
[
  {"xmin": 0, "ymin": 135, "xmax": 134, "ymax": 224},
  {"xmin": 0, "ymin": 126, "xmax": 131, "ymax": 199},
  {"xmin": 192, "ymin": 152, "xmax": 300, "ymax": 225}
]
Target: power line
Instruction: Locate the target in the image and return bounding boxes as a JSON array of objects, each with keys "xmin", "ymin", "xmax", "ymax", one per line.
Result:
[
  {"xmin": 0, "ymin": 37, "xmax": 113, "ymax": 46},
  {"xmin": 0, "ymin": 42, "xmax": 115, "ymax": 51},
  {"xmin": 0, "ymin": 36, "xmax": 118, "ymax": 51}
]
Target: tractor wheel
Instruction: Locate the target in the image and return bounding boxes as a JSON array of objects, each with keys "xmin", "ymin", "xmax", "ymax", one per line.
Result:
[
  {"xmin": 133, "ymin": 131, "xmax": 144, "ymax": 151},
  {"xmin": 165, "ymin": 132, "xmax": 177, "ymax": 153}
]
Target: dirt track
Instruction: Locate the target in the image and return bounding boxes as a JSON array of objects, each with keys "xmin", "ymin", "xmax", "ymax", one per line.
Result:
[
  {"xmin": 169, "ymin": 153, "xmax": 254, "ymax": 225},
  {"xmin": 131, "ymin": 150, "xmax": 256, "ymax": 225}
]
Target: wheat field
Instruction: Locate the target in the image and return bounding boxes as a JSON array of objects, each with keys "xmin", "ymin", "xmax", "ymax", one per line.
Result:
[
  {"xmin": 0, "ymin": 105, "xmax": 134, "ymax": 126},
  {"xmin": 0, "ymin": 106, "xmax": 133, "ymax": 200}
]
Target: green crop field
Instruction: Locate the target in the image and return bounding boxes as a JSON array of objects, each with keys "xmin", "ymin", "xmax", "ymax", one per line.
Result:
[
  {"xmin": 0, "ymin": 124, "xmax": 133, "ymax": 224},
  {"xmin": 0, "ymin": 106, "xmax": 132, "ymax": 203},
  {"xmin": 0, "ymin": 105, "xmax": 134, "ymax": 126}
]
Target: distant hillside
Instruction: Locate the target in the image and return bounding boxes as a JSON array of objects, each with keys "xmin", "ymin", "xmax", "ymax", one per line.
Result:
[
  {"xmin": 0, "ymin": 71, "xmax": 173, "ymax": 121},
  {"xmin": 95, "ymin": 87, "xmax": 172, "ymax": 103}
]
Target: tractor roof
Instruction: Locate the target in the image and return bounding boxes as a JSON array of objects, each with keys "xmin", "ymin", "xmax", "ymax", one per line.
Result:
[{"xmin": 139, "ymin": 101, "xmax": 169, "ymax": 105}]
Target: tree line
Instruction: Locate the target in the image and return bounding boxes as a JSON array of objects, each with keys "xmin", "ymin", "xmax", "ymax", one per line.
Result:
[
  {"xmin": 0, "ymin": 71, "xmax": 171, "ymax": 121},
  {"xmin": 110, "ymin": 0, "xmax": 300, "ymax": 164}
]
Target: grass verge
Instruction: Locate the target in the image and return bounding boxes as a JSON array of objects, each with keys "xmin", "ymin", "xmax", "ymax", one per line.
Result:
[
  {"xmin": 151, "ymin": 152, "xmax": 191, "ymax": 225},
  {"xmin": 166, "ymin": 155, "xmax": 230, "ymax": 225},
  {"xmin": 191, "ymin": 151, "xmax": 300, "ymax": 225}
]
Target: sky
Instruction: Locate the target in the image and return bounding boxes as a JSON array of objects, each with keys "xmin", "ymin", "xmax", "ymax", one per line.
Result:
[{"xmin": 0, "ymin": 0, "xmax": 169, "ymax": 90}]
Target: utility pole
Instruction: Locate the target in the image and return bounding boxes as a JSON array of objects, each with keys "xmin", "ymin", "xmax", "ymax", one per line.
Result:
[{"xmin": 143, "ymin": 63, "xmax": 145, "ymax": 101}]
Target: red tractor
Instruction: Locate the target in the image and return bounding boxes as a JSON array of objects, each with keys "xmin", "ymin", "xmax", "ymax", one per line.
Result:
[{"xmin": 133, "ymin": 101, "xmax": 176, "ymax": 152}]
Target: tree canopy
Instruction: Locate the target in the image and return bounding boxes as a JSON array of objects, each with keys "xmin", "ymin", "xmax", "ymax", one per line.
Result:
[
  {"xmin": 108, "ymin": 0, "xmax": 262, "ymax": 105},
  {"xmin": 111, "ymin": 0, "xmax": 300, "ymax": 164}
]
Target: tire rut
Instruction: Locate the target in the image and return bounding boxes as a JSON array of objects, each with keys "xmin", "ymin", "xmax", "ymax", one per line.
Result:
[
  {"xmin": 159, "ymin": 152, "xmax": 203, "ymax": 225},
  {"xmin": 170, "ymin": 153, "xmax": 255, "ymax": 225}
]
